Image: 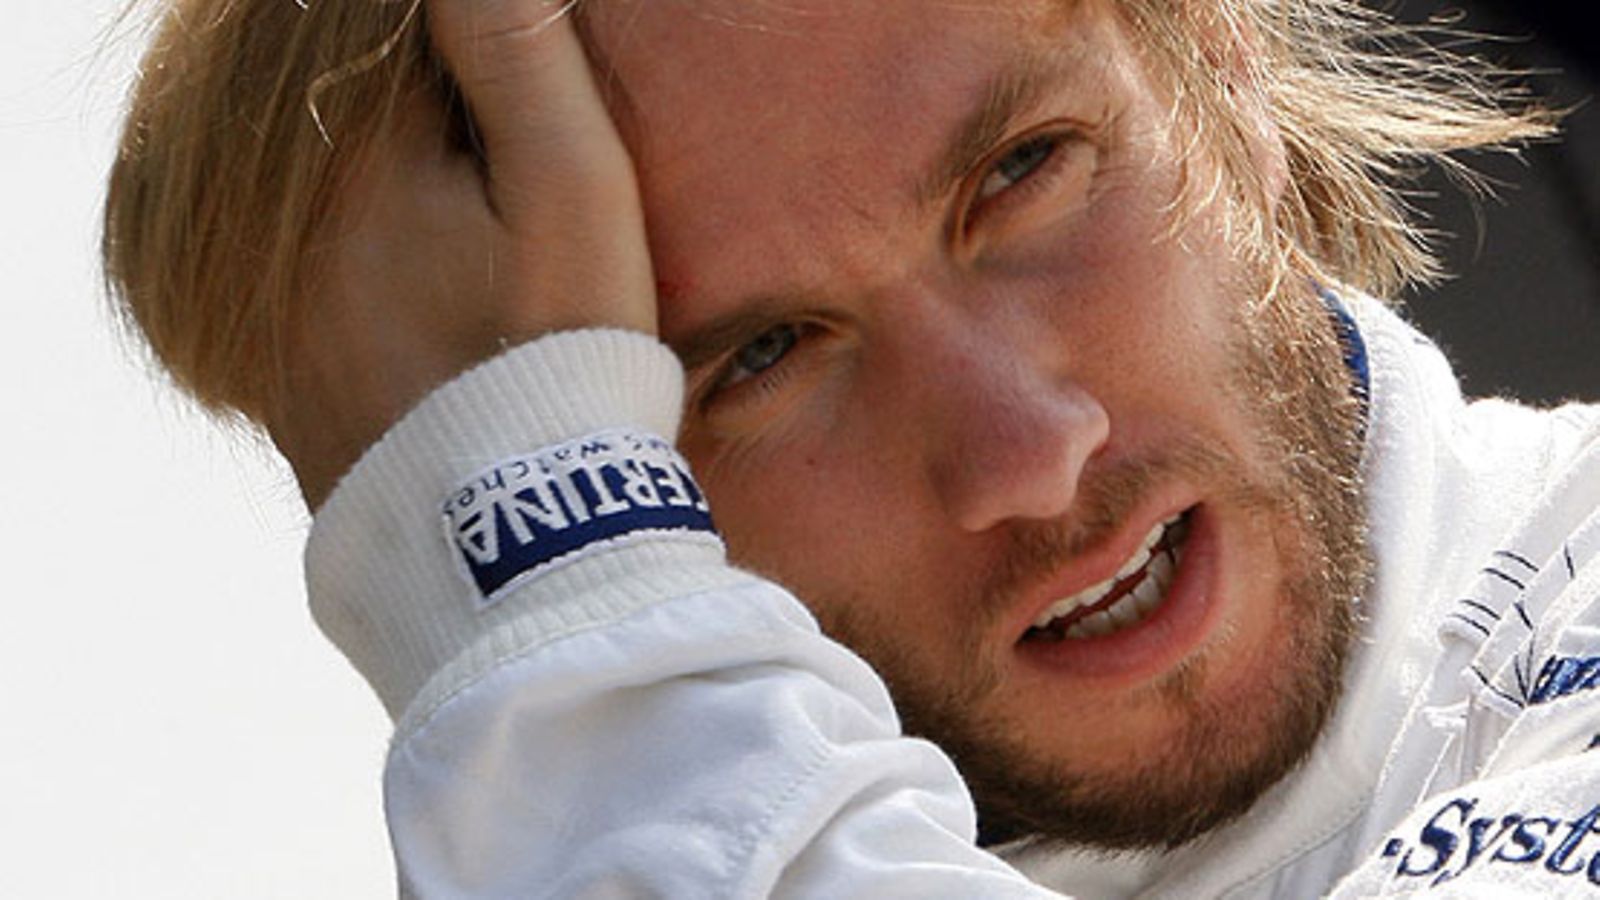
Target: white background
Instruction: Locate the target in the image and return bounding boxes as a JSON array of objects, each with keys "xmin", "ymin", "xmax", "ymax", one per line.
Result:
[{"xmin": 1, "ymin": 5, "xmax": 395, "ymax": 896}]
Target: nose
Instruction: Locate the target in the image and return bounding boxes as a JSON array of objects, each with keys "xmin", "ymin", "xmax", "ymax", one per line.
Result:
[{"xmin": 916, "ymin": 325, "xmax": 1111, "ymax": 534}]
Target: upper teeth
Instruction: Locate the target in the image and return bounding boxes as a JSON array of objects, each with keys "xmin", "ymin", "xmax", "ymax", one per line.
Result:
[{"xmin": 1031, "ymin": 514, "xmax": 1183, "ymax": 630}]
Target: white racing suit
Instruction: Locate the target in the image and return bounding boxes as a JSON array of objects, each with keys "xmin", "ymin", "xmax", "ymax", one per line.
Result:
[{"xmin": 307, "ymin": 296, "xmax": 1600, "ymax": 897}]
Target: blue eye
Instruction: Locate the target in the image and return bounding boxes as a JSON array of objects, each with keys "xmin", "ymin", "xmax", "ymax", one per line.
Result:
[
  {"xmin": 727, "ymin": 323, "xmax": 799, "ymax": 384},
  {"xmin": 976, "ymin": 135, "xmax": 1058, "ymax": 201}
]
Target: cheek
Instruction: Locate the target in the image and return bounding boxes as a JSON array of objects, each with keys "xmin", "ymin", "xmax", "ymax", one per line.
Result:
[
  {"xmin": 1032, "ymin": 197, "xmax": 1259, "ymax": 461},
  {"xmin": 1042, "ymin": 217, "xmax": 1234, "ymax": 374},
  {"xmin": 684, "ymin": 414, "xmax": 936, "ymax": 607},
  {"xmin": 685, "ymin": 427, "xmax": 848, "ymax": 562}
]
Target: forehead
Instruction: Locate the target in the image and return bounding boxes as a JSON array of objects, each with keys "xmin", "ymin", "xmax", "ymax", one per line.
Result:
[
  {"xmin": 580, "ymin": 0, "xmax": 1098, "ymax": 310},
  {"xmin": 585, "ymin": 1, "xmax": 1077, "ymax": 119}
]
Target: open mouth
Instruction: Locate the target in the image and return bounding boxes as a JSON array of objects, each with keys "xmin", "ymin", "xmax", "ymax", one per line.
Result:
[{"xmin": 1023, "ymin": 509, "xmax": 1195, "ymax": 642}]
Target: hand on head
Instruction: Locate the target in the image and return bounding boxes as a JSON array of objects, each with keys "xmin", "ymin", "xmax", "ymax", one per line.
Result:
[{"xmin": 274, "ymin": 0, "xmax": 655, "ymax": 508}]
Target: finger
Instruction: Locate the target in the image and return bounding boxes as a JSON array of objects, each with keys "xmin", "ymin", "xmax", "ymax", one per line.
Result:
[
  {"xmin": 426, "ymin": 0, "xmax": 628, "ymax": 220},
  {"xmin": 425, "ymin": 0, "xmax": 657, "ymax": 338}
]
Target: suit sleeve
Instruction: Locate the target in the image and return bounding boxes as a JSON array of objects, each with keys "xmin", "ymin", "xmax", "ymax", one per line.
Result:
[{"xmin": 305, "ymin": 329, "xmax": 1060, "ymax": 898}]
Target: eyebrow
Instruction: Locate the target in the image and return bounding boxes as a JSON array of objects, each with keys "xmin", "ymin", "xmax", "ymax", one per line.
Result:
[{"xmin": 668, "ymin": 51, "xmax": 1076, "ymax": 375}]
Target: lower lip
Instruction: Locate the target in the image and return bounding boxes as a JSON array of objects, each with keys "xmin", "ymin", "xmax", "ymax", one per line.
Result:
[{"xmin": 1014, "ymin": 505, "xmax": 1224, "ymax": 682}]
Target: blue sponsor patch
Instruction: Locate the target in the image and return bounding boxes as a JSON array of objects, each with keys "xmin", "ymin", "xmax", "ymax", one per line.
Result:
[
  {"xmin": 1531, "ymin": 655, "xmax": 1600, "ymax": 706},
  {"xmin": 1378, "ymin": 796, "xmax": 1600, "ymax": 887},
  {"xmin": 441, "ymin": 429, "xmax": 717, "ymax": 607}
]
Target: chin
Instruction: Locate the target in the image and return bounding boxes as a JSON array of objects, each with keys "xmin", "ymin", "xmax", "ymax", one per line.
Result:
[{"xmin": 969, "ymin": 556, "xmax": 1361, "ymax": 850}]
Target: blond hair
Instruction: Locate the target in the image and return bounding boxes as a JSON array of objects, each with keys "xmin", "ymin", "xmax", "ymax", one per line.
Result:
[
  {"xmin": 1116, "ymin": 0, "xmax": 1553, "ymax": 299},
  {"xmin": 104, "ymin": 0, "xmax": 431, "ymax": 423},
  {"xmin": 103, "ymin": 0, "xmax": 1554, "ymax": 423}
]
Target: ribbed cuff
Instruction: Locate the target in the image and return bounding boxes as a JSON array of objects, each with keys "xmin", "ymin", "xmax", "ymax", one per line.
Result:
[{"xmin": 305, "ymin": 329, "xmax": 740, "ymax": 720}]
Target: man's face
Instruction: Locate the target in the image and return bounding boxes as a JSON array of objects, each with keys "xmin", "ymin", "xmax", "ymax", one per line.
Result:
[{"xmin": 585, "ymin": 0, "xmax": 1369, "ymax": 848}]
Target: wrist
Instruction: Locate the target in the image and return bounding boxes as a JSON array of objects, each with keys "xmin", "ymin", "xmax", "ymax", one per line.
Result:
[{"xmin": 306, "ymin": 328, "xmax": 712, "ymax": 718}]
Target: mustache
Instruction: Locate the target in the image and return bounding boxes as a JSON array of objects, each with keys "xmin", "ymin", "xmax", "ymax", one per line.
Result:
[{"xmin": 979, "ymin": 439, "xmax": 1259, "ymax": 626}]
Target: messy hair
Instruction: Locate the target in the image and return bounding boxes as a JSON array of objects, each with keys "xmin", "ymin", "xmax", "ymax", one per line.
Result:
[
  {"xmin": 1115, "ymin": 0, "xmax": 1552, "ymax": 301},
  {"xmin": 103, "ymin": 0, "xmax": 1553, "ymax": 423}
]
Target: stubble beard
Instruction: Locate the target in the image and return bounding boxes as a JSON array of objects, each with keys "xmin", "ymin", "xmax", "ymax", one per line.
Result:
[{"xmin": 825, "ymin": 282, "xmax": 1373, "ymax": 853}]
